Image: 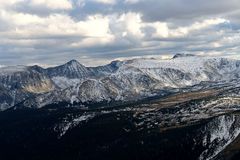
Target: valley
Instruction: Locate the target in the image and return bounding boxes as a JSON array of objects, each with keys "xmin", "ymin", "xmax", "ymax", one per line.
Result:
[
  {"xmin": 1, "ymin": 79, "xmax": 240, "ymax": 160},
  {"xmin": 1, "ymin": 54, "xmax": 240, "ymax": 160}
]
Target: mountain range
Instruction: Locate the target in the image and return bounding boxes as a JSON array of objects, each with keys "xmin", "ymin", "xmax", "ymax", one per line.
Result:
[{"xmin": 1, "ymin": 54, "xmax": 240, "ymax": 110}]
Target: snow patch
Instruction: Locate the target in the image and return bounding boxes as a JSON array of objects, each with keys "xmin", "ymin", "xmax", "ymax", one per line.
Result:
[
  {"xmin": 54, "ymin": 113, "xmax": 96, "ymax": 138},
  {"xmin": 199, "ymin": 115, "xmax": 240, "ymax": 160}
]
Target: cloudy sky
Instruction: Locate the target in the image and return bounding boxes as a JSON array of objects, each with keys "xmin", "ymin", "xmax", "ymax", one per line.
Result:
[{"xmin": 0, "ymin": 0, "xmax": 240, "ymax": 67}]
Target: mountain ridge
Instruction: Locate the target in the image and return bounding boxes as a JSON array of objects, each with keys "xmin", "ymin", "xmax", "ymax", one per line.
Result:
[{"xmin": 1, "ymin": 55, "xmax": 240, "ymax": 110}]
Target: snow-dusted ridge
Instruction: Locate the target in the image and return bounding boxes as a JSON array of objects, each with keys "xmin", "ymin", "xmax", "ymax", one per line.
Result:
[{"xmin": 1, "ymin": 54, "xmax": 240, "ymax": 110}]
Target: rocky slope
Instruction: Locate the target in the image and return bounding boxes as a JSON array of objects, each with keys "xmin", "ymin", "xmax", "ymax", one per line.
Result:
[
  {"xmin": 1, "ymin": 54, "xmax": 240, "ymax": 110},
  {"xmin": 1, "ymin": 81, "xmax": 240, "ymax": 160}
]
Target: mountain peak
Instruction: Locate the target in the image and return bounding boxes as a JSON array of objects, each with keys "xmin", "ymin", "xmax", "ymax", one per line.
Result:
[
  {"xmin": 28, "ymin": 65, "xmax": 45, "ymax": 72},
  {"xmin": 63, "ymin": 59, "xmax": 87, "ymax": 70},
  {"xmin": 46, "ymin": 59, "xmax": 90, "ymax": 79},
  {"xmin": 66, "ymin": 59, "xmax": 81, "ymax": 66},
  {"xmin": 172, "ymin": 53, "xmax": 196, "ymax": 59}
]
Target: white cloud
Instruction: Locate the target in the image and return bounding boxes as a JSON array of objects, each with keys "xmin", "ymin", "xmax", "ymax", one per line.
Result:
[
  {"xmin": 30, "ymin": 0, "xmax": 73, "ymax": 10},
  {"xmin": 76, "ymin": 0, "xmax": 86, "ymax": 7},
  {"xmin": 0, "ymin": 11, "xmax": 112, "ymax": 37},
  {"xmin": 0, "ymin": 0, "xmax": 239, "ymax": 66},
  {"xmin": 145, "ymin": 22, "xmax": 169, "ymax": 38},
  {"xmin": 0, "ymin": 0, "xmax": 23, "ymax": 7},
  {"xmin": 170, "ymin": 18, "xmax": 228, "ymax": 37},
  {"xmin": 7, "ymin": 11, "xmax": 44, "ymax": 26},
  {"xmin": 0, "ymin": 9, "xmax": 232, "ymax": 54},
  {"xmin": 118, "ymin": 12, "xmax": 144, "ymax": 38},
  {"xmin": 0, "ymin": 9, "xmax": 115, "ymax": 49},
  {"xmin": 124, "ymin": 0, "xmax": 140, "ymax": 4},
  {"xmin": 90, "ymin": 0, "xmax": 116, "ymax": 5},
  {"xmin": 0, "ymin": 0, "xmax": 73, "ymax": 10}
]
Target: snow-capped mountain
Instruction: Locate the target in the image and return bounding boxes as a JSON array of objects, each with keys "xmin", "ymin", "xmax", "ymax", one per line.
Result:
[
  {"xmin": 46, "ymin": 60, "xmax": 93, "ymax": 79},
  {"xmin": 0, "ymin": 65, "xmax": 55, "ymax": 110},
  {"xmin": 1, "ymin": 54, "xmax": 240, "ymax": 110}
]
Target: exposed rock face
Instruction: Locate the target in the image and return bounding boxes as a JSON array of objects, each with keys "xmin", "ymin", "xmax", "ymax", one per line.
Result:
[
  {"xmin": 23, "ymin": 79, "xmax": 55, "ymax": 94},
  {"xmin": 199, "ymin": 115, "xmax": 240, "ymax": 160},
  {"xmin": 172, "ymin": 53, "xmax": 195, "ymax": 59},
  {"xmin": 46, "ymin": 60, "xmax": 93, "ymax": 79},
  {"xmin": 0, "ymin": 66, "xmax": 55, "ymax": 110},
  {"xmin": 1, "ymin": 55, "xmax": 240, "ymax": 110}
]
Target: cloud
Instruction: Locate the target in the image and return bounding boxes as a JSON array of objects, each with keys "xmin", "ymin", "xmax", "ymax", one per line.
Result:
[
  {"xmin": 30, "ymin": 0, "xmax": 73, "ymax": 10},
  {"xmin": 129, "ymin": 0, "xmax": 240, "ymax": 22},
  {"xmin": 124, "ymin": 0, "xmax": 140, "ymax": 4},
  {"xmin": 0, "ymin": 0, "xmax": 239, "ymax": 66},
  {"xmin": 0, "ymin": 0, "xmax": 72, "ymax": 11},
  {"xmin": 91, "ymin": 0, "xmax": 116, "ymax": 5}
]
